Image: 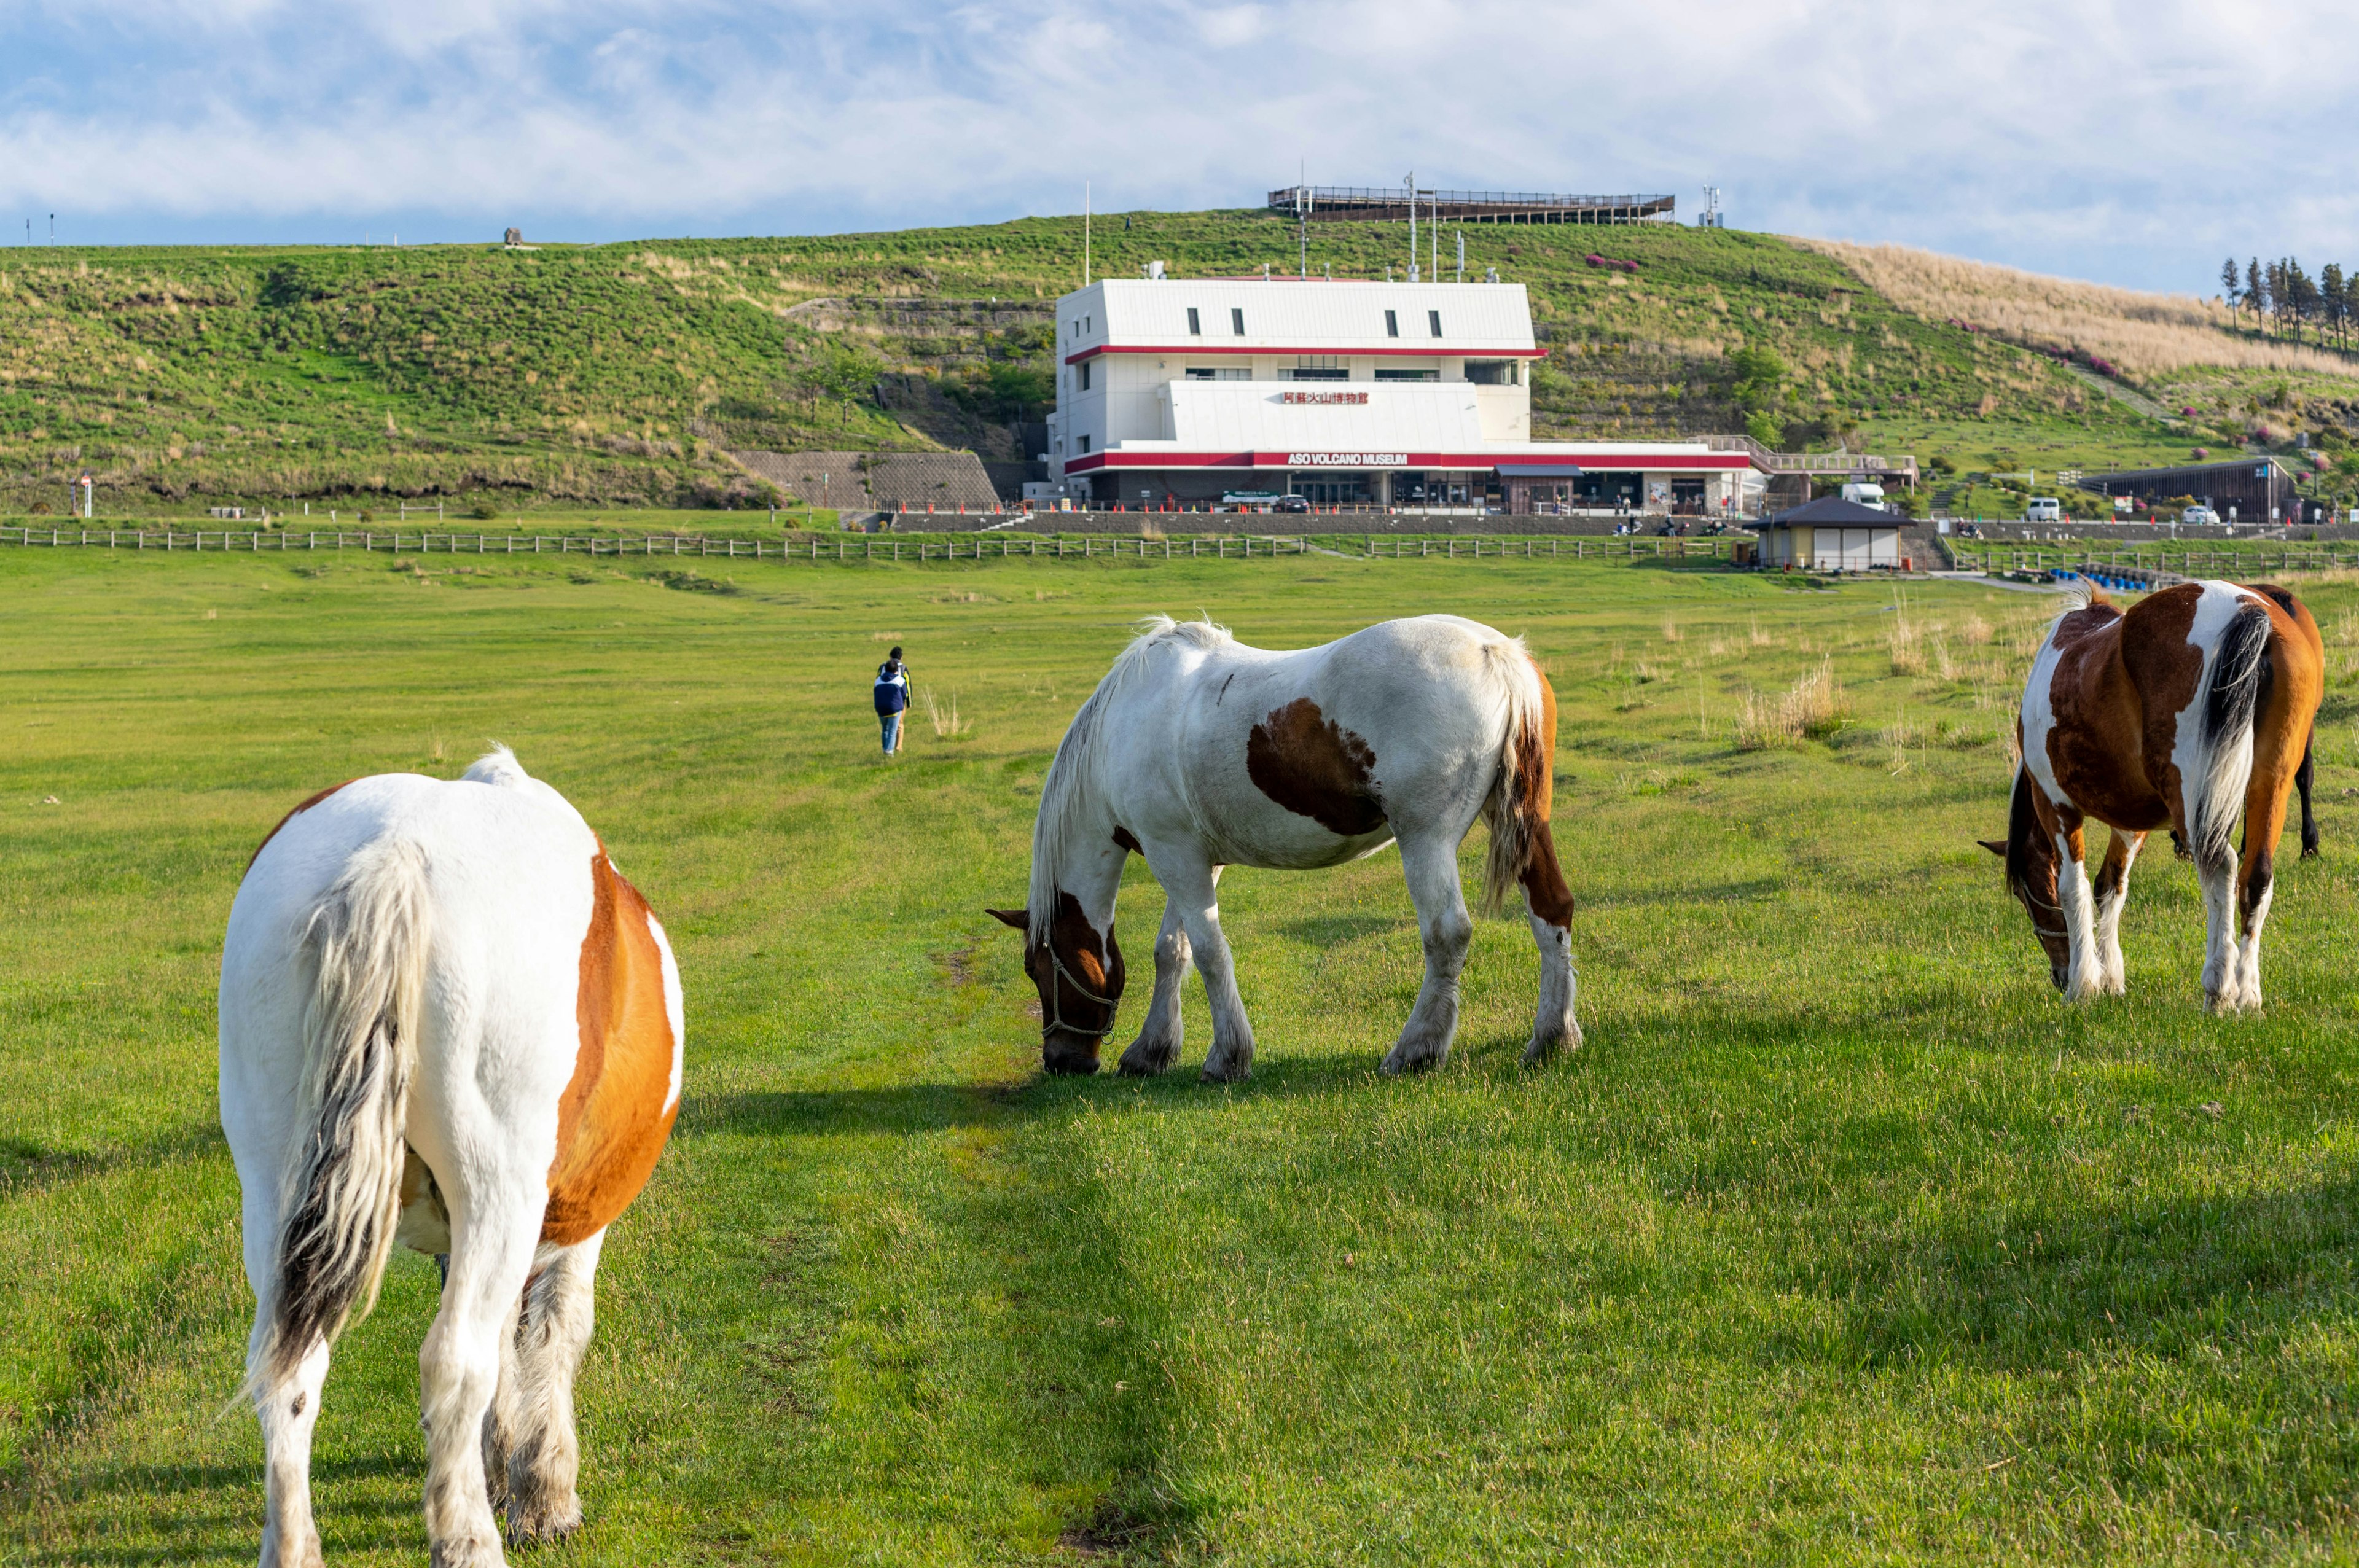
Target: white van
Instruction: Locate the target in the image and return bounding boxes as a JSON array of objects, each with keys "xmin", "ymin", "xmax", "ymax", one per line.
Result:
[
  {"xmin": 1840, "ymin": 482, "xmax": 1885, "ymax": 508},
  {"xmin": 2025, "ymin": 497, "xmax": 2062, "ymax": 523}
]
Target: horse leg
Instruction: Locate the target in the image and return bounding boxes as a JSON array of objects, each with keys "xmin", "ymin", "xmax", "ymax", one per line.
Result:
[
  {"xmin": 2052, "ymin": 822, "xmax": 2104, "ymax": 1003},
  {"xmin": 500, "ymin": 1231, "xmax": 605, "ymax": 1542},
  {"xmin": 2195, "ymin": 842, "xmax": 2239, "ymax": 1014},
  {"xmin": 2229, "ymin": 762, "xmax": 2296, "ymax": 1013},
  {"xmin": 249, "ymin": 1319, "xmax": 331, "ymax": 1568},
  {"xmin": 2297, "ymin": 735, "xmax": 2319, "ymax": 859},
  {"xmin": 1382, "ymin": 831, "xmax": 1474, "ymax": 1074},
  {"xmin": 1520, "ymin": 817, "xmax": 1581, "ymax": 1066},
  {"xmin": 2091, "ymin": 829, "xmax": 2143, "ymax": 997},
  {"xmin": 480, "ymin": 1286, "xmax": 522, "ymax": 1517},
  {"xmin": 419, "ymin": 1177, "xmax": 544, "ymax": 1567},
  {"xmin": 1117, "ymin": 897, "xmax": 1190, "ymax": 1076},
  {"xmin": 1162, "ymin": 858, "xmax": 1254, "ymax": 1082}
]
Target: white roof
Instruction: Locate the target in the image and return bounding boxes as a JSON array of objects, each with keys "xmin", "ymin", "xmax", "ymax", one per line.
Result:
[{"xmin": 1063, "ymin": 277, "xmax": 1537, "ymax": 359}]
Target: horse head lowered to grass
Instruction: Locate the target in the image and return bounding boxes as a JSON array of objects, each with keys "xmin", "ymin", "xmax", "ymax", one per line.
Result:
[
  {"xmin": 1984, "ymin": 580, "xmax": 2322, "ymax": 1011},
  {"xmin": 990, "ymin": 614, "xmax": 1580, "ymax": 1080}
]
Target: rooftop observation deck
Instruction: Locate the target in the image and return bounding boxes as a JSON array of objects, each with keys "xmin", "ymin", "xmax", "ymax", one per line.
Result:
[{"xmin": 1267, "ymin": 187, "xmax": 1677, "ymax": 225}]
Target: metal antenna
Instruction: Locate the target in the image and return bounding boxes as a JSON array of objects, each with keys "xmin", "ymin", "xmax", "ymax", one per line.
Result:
[
  {"xmin": 1406, "ymin": 172, "xmax": 1417, "ymax": 282},
  {"xmin": 1297, "ymin": 161, "xmax": 1309, "ymax": 279}
]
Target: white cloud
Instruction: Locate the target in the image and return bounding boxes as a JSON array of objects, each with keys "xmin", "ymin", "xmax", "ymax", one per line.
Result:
[{"xmin": 0, "ymin": 0, "xmax": 2353, "ymax": 287}]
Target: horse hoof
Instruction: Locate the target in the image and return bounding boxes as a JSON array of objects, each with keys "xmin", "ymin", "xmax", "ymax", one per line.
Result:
[
  {"xmin": 1117, "ymin": 1040, "xmax": 1178, "ymax": 1076},
  {"xmin": 428, "ymin": 1532, "xmax": 506, "ymax": 1568},
  {"xmin": 1522, "ymin": 1028, "xmax": 1579, "ymax": 1066},
  {"xmin": 506, "ymin": 1497, "xmax": 583, "ymax": 1543}
]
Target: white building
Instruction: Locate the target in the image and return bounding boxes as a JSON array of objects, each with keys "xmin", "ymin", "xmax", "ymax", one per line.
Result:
[{"xmin": 1044, "ymin": 274, "xmax": 1764, "ymax": 512}]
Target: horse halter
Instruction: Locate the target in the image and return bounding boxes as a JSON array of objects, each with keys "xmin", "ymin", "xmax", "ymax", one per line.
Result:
[{"xmin": 1043, "ymin": 942, "xmax": 1118, "ymax": 1039}]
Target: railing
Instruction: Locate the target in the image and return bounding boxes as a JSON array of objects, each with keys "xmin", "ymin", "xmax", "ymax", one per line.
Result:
[
  {"xmin": 0, "ymin": 526, "xmax": 1738, "ymax": 564},
  {"xmin": 1269, "ymin": 185, "xmax": 1677, "ymax": 213},
  {"xmin": 1692, "ymin": 434, "xmax": 1919, "ymax": 480}
]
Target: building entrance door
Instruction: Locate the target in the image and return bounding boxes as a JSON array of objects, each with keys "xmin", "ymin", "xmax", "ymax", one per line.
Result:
[{"xmin": 1291, "ymin": 475, "xmax": 1371, "ymax": 506}]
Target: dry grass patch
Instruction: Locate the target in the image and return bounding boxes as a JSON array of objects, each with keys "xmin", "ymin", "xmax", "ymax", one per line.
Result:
[
  {"xmin": 921, "ymin": 689, "xmax": 972, "ymax": 739},
  {"xmin": 1736, "ymin": 658, "xmax": 1850, "ymax": 749},
  {"xmin": 1798, "ymin": 238, "xmax": 2359, "ymax": 381}
]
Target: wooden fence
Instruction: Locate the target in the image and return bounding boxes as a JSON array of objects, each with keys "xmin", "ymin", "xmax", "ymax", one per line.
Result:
[
  {"xmin": 1954, "ymin": 543, "xmax": 2359, "ymax": 577},
  {"xmin": 0, "ymin": 526, "xmax": 1739, "ymax": 564}
]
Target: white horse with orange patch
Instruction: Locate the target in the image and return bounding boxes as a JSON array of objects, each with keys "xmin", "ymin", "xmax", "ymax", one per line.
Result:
[
  {"xmin": 1986, "ymin": 581, "xmax": 2322, "ymax": 1012},
  {"xmin": 219, "ymin": 749, "xmax": 683, "ymax": 1567},
  {"xmin": 990, "ymin": 615, "xmax": 1578, "ymax": 1078}
]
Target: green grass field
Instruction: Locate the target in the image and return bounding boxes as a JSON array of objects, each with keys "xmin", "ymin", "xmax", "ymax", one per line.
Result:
[{"xmin": 7, "ymin": 547, "xmax": 2359, "ymax": 1564}]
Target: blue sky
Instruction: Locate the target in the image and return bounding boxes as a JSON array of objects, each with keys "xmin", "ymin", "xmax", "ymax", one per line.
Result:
[{"xmin": 1, "ymin": 0, "xmax": 2352, "ymax": 294}]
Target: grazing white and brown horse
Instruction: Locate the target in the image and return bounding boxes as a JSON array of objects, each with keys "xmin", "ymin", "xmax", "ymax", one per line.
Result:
[
  {"xmin": 1985, "ymin": 581, "xmax": 2322, "ymax": 1011},
  {"xmin": 220, "ymin": 749, "xmax": 683, "ymax": 1567},
  {"xmin": 989, "ymin": 614, "xmax": 1579, "ymax": 1078}
]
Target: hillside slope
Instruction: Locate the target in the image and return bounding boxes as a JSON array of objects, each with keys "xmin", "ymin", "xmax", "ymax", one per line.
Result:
[{"xmin": 1, "ymin": 213, "xmax": 2347, "ymax": 518}]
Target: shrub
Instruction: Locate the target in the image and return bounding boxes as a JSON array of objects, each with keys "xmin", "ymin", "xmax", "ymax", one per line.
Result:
[{"xmin": 472, "ymin": 501, "xmax": 499, "ymax": 520}]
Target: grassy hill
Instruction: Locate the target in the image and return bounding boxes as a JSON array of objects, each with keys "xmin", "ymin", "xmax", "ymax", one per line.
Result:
[{"xmin": 4, "ymin": 212, "xmax": 2352, "ymax": 520}]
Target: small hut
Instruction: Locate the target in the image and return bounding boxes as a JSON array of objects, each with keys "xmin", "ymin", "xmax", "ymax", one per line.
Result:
[{"xmin": 1758, "ymin": 496, "xmax": 1901, "ymax": 571}]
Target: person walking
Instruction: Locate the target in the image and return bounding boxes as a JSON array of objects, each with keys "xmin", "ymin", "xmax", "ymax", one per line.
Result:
[{"xmin": 874, "ymin": 645, "xmax": 910, "ymax": 755}]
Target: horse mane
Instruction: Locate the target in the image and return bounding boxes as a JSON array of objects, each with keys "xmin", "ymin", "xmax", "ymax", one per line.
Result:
[
  {"xmin": 1028, "ymin": 617, "xmax": 1232, "ymax": 945},
  {"xmin": 2002, "ymin": 765, "xmax": 2051, "ymax": 906}
]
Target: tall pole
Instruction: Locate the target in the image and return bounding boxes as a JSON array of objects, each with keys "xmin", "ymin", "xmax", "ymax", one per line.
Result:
[
  {"xmin": 1431, "ymin": 190, "xmax": 1438, "ymax": 281},
  {"xmin": 1083, "ymin": 182, "xmax": 1090, "ymax": 287},
  {"xmin": 1406, "ymin": 172, "xmax": 1417, "ymax": 282}
]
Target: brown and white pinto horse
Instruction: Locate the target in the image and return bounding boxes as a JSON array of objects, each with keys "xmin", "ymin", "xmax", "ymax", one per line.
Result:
[
  {"xmin": 220, "ymin": 749, "xmax": 683, "ymax": 1567},
  {"xmin": 990, "ymin": 615, "xmax": 1579, "ymax": 1079},
  {"xmin": 1986, "ymin": 581, "xmax": 2322, "ymax": 1011}
]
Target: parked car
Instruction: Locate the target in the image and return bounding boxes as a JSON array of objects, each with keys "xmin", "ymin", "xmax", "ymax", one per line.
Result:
[
  {"xmin": 2182, "ymin": 504, "xmax": 2220, "ymax": 526},
  {"xmin": 2024, "ymin": 497, "xmax": 2062, "ymax": 523},
  {"xmin": 1272, "ymin": 495, "xmax": 1310, "ymax": 514}
]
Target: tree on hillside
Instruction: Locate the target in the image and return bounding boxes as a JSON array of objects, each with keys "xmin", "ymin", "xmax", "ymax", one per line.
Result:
[
  {"xmin": 803, "ymin": 338, "xmax": 885, "ymax": 432},
  {"xmin": 2248, "ymin": 259, "xmax": 2267, "ymax": 336},
  {"xmin": 2283, "ymin": 259, "xmax": 2320, "ymax": 345},
  {"xmin": 1726, "ymin": 345, "xmax": 1787, "ymax": 447},
  {"xmin": 2222, "ymin": 257, "xmax": 2242, "ymax": 327}
]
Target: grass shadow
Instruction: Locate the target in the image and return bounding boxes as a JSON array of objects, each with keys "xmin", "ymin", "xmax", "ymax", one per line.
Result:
[{"xmin": 0, "ymin": 1121, "xmax": 225, "ymax": 1203}]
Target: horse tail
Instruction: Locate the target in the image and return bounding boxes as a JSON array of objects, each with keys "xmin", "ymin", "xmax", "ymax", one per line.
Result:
[
  {"xmin": 1479, "ymin": 641, "xmax": 1558, "ymax": 918},
  {"xmin": 2188, "ymin": 599, "xmax": 2271, "ymax": 879},
  {"xmin": 252, "ymin": 836, "xmax": 432, "ymax": 1392}
]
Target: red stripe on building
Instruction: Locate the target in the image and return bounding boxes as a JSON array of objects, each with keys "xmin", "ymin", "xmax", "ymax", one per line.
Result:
[
  {"xmin": 1063, "ymin": 450, "xmax": 1756, "ymax": 475},
  {"xmin": 1064, "ymin": 344, "xmax": 1549, "ymax": 365}
]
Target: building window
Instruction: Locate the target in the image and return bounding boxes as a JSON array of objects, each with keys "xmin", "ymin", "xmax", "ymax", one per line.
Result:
[
  {"xmin": 1078, "ymin": 434, "xmax": 1090, "ymax": 453},
  {"xmin": 1375, "ymin": 367, "xmax": 1438, "ymax": 382},
  {"xmin": 1184, "ymin": 367, "xmax": 1250, "ymax": 380},
  {"xmin": 1084, "ymin": 315, "xmax": 1092, "ymax": 333},
  {"xmin": 1384, "ymin": 310, "xmax": 1399, "ymax": 338},
  {"xmin": 1231, "ymin": 307, "xmax": 1245, "ymax": 335},
  {"xmin": 1466, "ymin": 360, "xmax": 1514, "ymax": 386},
  {"xmin": 1079, "ymin": 361, "xmax": 1092, "ymax": 391},
  {"xmin": 1282, "ymin": 356, "xmax": 1347, "ymax": 382},
  {"xmin": 1428, "ymin": 310, "xmax": 1442, "ymax": 338},
  {"xmin": 1187, "ymin": 307, "xmax": 1202, "ymax": 336}
]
